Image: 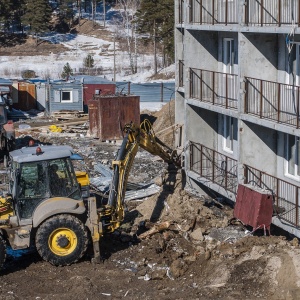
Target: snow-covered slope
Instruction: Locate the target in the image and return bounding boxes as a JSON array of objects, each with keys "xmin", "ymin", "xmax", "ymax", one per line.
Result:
[{"xmin": 0, "ymin": 13, "xmax": 175, "ymax": 83}]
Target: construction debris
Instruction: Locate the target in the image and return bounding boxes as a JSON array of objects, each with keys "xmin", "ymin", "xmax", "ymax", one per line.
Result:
[
  {"xmin": 124, "ymin": 183, "xmax": 160, "ymax": 201},
  {"xmin": 94, "ymin": 163, "xmax": 113, "ymax": 177},
  {"xmin": 139, "ymin": 221, "xmax": 171, "ymax": 239},
  {"xmin": 90, "ymin": 162, "xmax": 161, "ymax": 200},
  {"xmin": 2, "ymin": 99, "xmax": 299, "ymax": 300},
  {"xmin": 51, "ymin": 110, "xmax": 87, "ymax": 121},
  {"xmin": 49, "ymin": 125, "xmax": 63, "ymax": 133}
]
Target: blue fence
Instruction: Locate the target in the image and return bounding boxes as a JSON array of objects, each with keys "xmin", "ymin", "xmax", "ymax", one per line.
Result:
[{"xmin": 116, "ymin": 82, "xmax": 175, "ymax": 102}]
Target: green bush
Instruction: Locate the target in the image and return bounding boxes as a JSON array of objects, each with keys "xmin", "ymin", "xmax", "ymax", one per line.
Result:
[{"xmin": 21, "ymin": 70, "xmax": 36, "ymax": 79}]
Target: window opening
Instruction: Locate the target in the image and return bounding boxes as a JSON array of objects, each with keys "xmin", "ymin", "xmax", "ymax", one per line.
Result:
[
  {"xmin": 61, "ymin": 91, "xmax": 72, "ymax": 102},
  {"xmin": 223, "ymin": 38, "xmax": 234, "ymax": 74},
  {"xmin": 223, "ymin": 115, "xmax": 234, "ymax": 153},
  {"xmin": 285, "ymin": 134, "xmax": 300, "ymax": 180}
]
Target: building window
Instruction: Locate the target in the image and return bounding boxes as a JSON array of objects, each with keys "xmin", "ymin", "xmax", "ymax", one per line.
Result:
[
  {"xmin": 223, "ymin": 115, "xmax": 234, "ymax": 153},
  {"xmin": 285, "ymin": 134, "xmax": 300, "ymax": 180},
  {"xmin": 223, "ymin": 38, "xmax": 234, "ymax": 74},
  {"xmin": 61, "ymin": 91, "xmax": 72, "ymax": 103},
  {"xmin": 286, "ymin": 43, "xmax": 300, "ymax": 86}
]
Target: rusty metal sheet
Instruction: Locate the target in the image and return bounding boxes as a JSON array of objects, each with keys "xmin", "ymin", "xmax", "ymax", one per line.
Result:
[
  {"xmin": 234, "ymin": 184, "xmax": 273, "ymax": 233},
  {"xmin": 83, "ymin": 84, "xmax": 116, "ymax": 105},
  {"xmin": 88, "ymin": 100, "xmax": 100, "ymax": 138},
  {"xmin": 88, "ymin": 96, "xmax": 140, "ymax": 140}
]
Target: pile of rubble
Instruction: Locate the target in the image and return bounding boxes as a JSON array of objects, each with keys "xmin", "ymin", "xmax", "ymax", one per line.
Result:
[{"xmin": 3, "ymin": 100, "xmax": 300, "ymax": 299}]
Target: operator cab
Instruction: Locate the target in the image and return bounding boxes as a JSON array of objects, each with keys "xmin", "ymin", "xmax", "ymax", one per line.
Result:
[{"xmin": 9, "ymin": 145, "xmax": 81, "ymax": 222}]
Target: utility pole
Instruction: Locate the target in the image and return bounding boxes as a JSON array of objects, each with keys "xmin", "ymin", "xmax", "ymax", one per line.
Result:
[
  {"xmin": 154, "ymin": 20, "xmax": 157, "ymax": 74},
  {"xmin": 134, "ymin": 22, "xmax": 137, "ymax": 73},
  {"xmin": 113, "ymin": 31, "xmax": 116, "ymax": 82},
  {"xmin": 103, "ymin": 0, "xmax": 106, "ymax": 28}
]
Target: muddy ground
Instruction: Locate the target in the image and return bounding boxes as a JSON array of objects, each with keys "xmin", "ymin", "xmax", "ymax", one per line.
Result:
[{"xmin": 1, "ymin": 102, "xmax": 300, "ymax": 300}]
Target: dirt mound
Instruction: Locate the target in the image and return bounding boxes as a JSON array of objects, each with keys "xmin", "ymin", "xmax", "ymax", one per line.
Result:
[
  {"xmin": 143, "ymin": 99, "xmax": 176, "ymax": 147},
  {"xmin": 104, "ymin": 170, "xmax": 300, "ymax": 299},
  {"xmin": 0, "ymin": 36, "xmax": 66, "ymax": 56},
  {"xmin": 74, "ymin": 19, "xmax": 113, "ymax": 41},
  {"xmin": 149, "ymin": 72, "xmax": 176, "ymax": 81}
]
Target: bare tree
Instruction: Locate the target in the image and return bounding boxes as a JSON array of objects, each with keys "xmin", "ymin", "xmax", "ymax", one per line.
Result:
[{"xmin": 116, "ymin": 0, "xmax": 140, "ymax": 74}]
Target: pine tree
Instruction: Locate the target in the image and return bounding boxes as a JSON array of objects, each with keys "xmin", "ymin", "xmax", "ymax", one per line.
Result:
[
  {"xmin": 56, "ymin": 0, "xmax": 75, "ymax": 32},
  {"xmin": 84, "ymin": 54, "xmax": 95, "ymax": 68},
  {"xmin": 0, "ymin": 0, "xmax": 12, "ymax": 31},
  {"xmin": 21, "ymin": 0, "xmax": 52, "ymax": 39},
  {"xmin": 61, "ymin": 62, "xmax": 73, "ymax": 80},
  {"xmin": 0, "ymin": 0, "xmax": 24, "ymax": 32},
  {"xmin": 135, "ymin": 0, "xmax": 174, "ymax": 67},
  {"xmin": 13, "ymin": 0, "xmax": 26, "ymax": 33}
]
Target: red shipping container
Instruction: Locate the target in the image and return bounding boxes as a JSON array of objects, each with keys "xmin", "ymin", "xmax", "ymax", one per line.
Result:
[
  {"xmin": 234, "ymin": 184, "xmax": 273, "ymax": 233},
  {"xmin": 88, "ymin": 95, "xmax": 140, "ymax": 141}
]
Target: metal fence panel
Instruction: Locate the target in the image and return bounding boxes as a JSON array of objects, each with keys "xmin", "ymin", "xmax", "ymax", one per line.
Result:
[
  {"xmin": 190, "ymin": 142, "xmax": 238, "ymax": 194},
  {"xmin": 247, "ymin": 0, "xmax": 299, "ymax": 26},
  {"xmin": 245, "ymin": 77, "xmax": 300, "ymax": 128}
]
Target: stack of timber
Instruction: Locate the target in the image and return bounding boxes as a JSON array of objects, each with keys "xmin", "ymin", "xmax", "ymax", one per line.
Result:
[{"xmin": 51, "ymin": 110, "xmax": 87, "ymax": 121}]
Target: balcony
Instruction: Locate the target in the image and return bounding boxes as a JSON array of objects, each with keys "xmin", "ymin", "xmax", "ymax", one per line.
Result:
[
  {"xmin": 245, "ymin": 77, "xmax": 300, "ymax": 128},
  {"xmin": 190, "ymin": 142, "xmax": 238, "ymax": 194},
  {"xmin": 246, "ymin": 0, "xmax": 300, "ymax": 26},
  {"xmin": 187, "ymin": 0, "xmax": 299, "ymax": 27},
  {"xmin": 244, "ymin": 165, "xmax": 300, "ymax": 228},
  {"xmin": 179, "ymin": 60, "xmax": 184, "ymax": 88},
  {"xmin": 190, "ymin": 68, "xmax": 238, "ymax": 110},
  {"xmin": 188, "ymin": 0, "xmax": 239, "ymax": 25}
]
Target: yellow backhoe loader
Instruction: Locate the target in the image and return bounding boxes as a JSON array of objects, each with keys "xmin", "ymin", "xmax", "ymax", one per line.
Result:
[{"xmin": 0, "ymin": 120, "xmax": 180, "ymax": 269}]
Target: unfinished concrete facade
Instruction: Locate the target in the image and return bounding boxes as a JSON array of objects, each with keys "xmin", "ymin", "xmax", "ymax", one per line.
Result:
[{"xmin": 175, "ymin": 0, "xmax": 300, "ymax": 237}]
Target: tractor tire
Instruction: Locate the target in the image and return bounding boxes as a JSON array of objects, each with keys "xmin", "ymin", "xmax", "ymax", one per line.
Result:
[
  {"xmin": 7, "ymin": 138, "xmax": 15, "ymax": 152},
  {"xmin": 0, "ymin": 235, "xmax": 6, "ymax": 271},
  {"xmin": 35, "ymin": 214, "xmax": 88, "ymax": 266}
]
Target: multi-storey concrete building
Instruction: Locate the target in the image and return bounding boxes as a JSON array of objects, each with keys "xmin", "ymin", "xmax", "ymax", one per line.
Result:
[{"xmin": 175, "ymin": 0, "xmax": 300, "ymax": 237}]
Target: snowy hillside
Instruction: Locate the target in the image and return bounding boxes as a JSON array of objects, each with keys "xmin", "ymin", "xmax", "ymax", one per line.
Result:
[{"xmin": 0, "ymin": 9, "xmax": 175, "ymax": 83}]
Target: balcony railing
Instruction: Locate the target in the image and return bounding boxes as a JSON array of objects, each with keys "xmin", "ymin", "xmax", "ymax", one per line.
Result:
[
  {"xmin": 179, "ymin": 0, "xmax": 184, "ymax": 23},
  {"xmin": 188, "ymin": 0, "xmax": 239, "ymax": 25},
  {"xmin": 187, "ymin": 0, "xmax": 300, "ymax": 26},
  {"xmin": 190, "ymin": 68, "xmax": 238, "ymax": 110},
  {"xmin": 190, "ymin": 142, "xmax": 238, "ymax": 194},
  {"xmin": 179, "ymin": 60, "xmax": 184, "ymax": 87},
  {"xmin": 246, "ymin": 0, "xmax": 300, "ymax": 26},
  {"xmin": 245, "ymin": 77, "xmax": 300, "ymax": 128},
  {"xmin": 244, "ymin": 165, "xmax": 300, "ymax": 228}
]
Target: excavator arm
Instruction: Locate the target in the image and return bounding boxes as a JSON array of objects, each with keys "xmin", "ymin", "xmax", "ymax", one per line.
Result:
[{"xmin": 101, "ymin": 120, "xmax": 180, "ymax": 233}]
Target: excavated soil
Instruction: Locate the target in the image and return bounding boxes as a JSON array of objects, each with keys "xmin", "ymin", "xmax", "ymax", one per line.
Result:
[{"xmin": 1, "ymin": 104, "xmax": 300, "ymax": 299}]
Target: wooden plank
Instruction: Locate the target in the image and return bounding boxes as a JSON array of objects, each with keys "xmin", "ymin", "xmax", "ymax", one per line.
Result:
[{"xmin": 15, "ymin": 119, "xmax": 89, "ymax": 132}]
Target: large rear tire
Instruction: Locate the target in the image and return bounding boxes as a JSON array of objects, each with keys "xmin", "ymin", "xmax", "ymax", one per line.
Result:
[
  {"xmin": 35, "ymin": 215, "xmax": 88, "ymax": 266},
  {"xmin": 0, "ymin": 235, "xmax": 6, "ymax": 271}
]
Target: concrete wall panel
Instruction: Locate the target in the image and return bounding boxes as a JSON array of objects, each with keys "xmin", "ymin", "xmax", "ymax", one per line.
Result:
[
  {"xmin": 185, "ymin": 30, "xmax": 218, "ymax": 71},
  {"xmin": 240, "ymin": 121, "xmax": 277, "ymax": 176},
  {"xmin": 186, "ymin": 104, "xmax": 218, "ymax": 149},
  {"xmin": 240, "ymin": 33, "xmax": 278, "ymax": 81}
]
